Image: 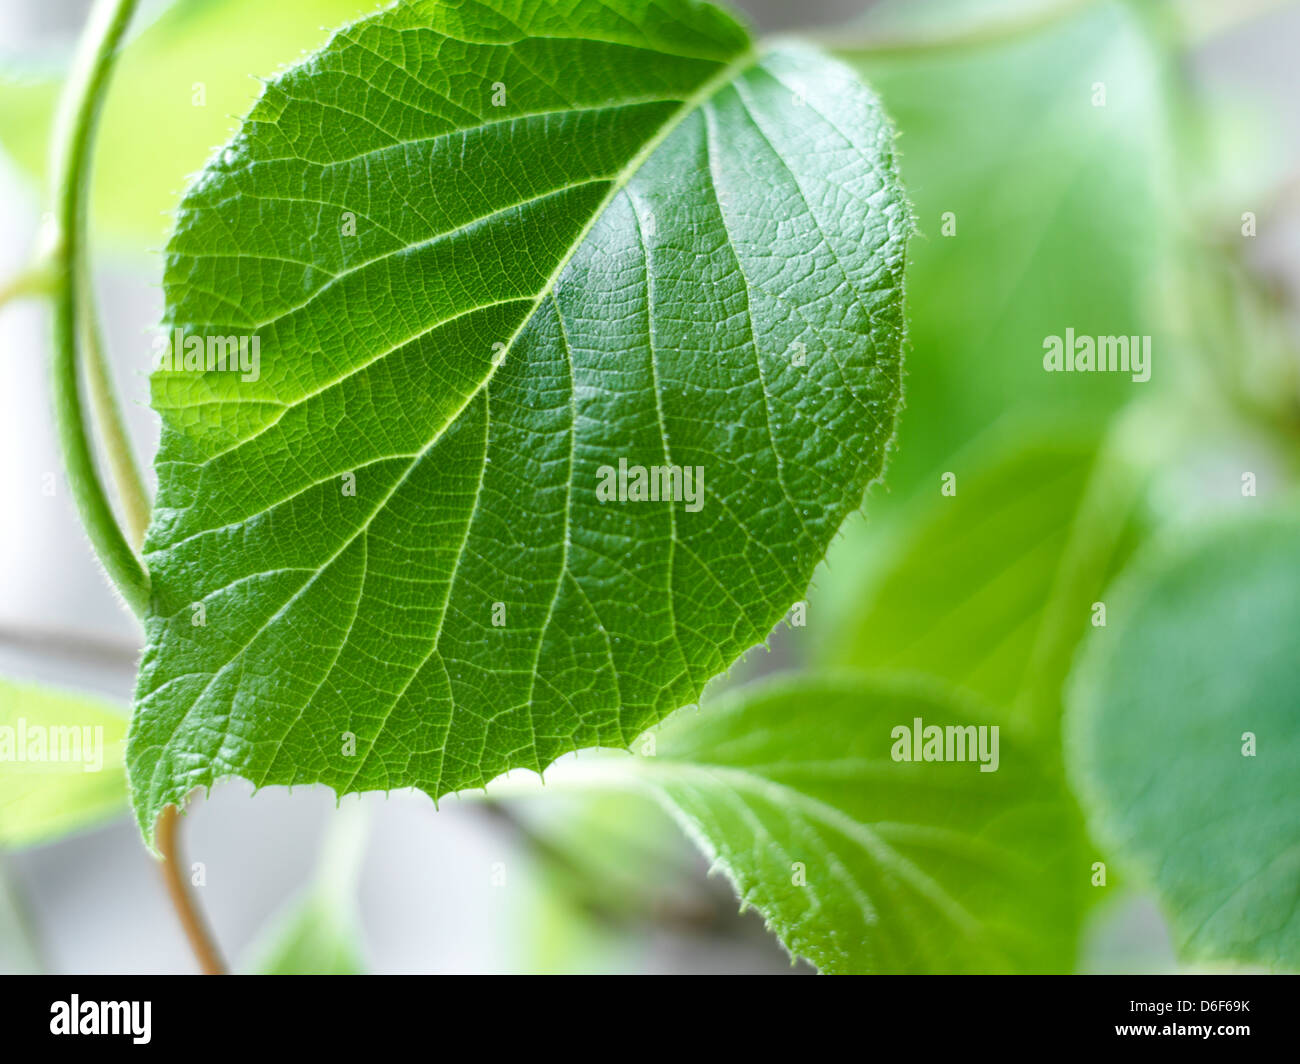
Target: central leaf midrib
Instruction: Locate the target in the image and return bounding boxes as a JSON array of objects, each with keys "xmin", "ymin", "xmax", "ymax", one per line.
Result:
[
  {"xmin": 298, "ymin": 45, "xmax": 765, "ymax": 786},
  {"xmin": 171, "ymin": 46, "xmax": 763, "ymax": 532},
  {"xmin": 145, "ymin": 46, "xmax": 767, "ymax": 689}
]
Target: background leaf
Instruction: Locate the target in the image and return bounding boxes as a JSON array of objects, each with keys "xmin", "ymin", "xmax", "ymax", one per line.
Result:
[
  {"xmin": 1067, "ymin": 510, "xmax": 1300, "ymax": 971},
  {"xmin": 243, "ymin": 801, "xmax": 369, "ymax": 974},
  {"xmin": 129, "ymin": 0, "xmax": 909, "ymax": 838},
  {"xmin": 834, "ymin": 0, "xmax": 1173, "ymax": 493},
  {"xmin": 819, "ymin": 424, "xmax": 1146, "ymax": 734},
  {"xmin": 0, "ymin": 677, "xmax": 127, "ymax": 848},
  {"xmin": 631, "ymin": 672, "xmax": 1092, "ymax": 973}
]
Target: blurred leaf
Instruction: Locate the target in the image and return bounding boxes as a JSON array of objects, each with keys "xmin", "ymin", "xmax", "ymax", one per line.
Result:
[
  {"xmin": 1067, "ymin": 511, "xmax": 1300, "ymax": 971},
  {"xmin": 244, "ymin": 802, "xmax": 368, "ymax": 974},
  {"xmin": 245, "ymin": 893, "xmax": 365, "ymax": 975},
  {"xmin": 0, "ymin": 58, "xmax": 59, "ymax": 188},
  {"xmin": 0, "ymin": 0, "xmax": 376, "ymax": 245},
  {"xmin": 630, "ymin": 672, "xmax": 1092, "ymax": 973},
  {"xmin": 505, "ymin": 790, "xmax": 692, "ymax": 923},
  {"xmin": 0, "ymin": 677, "xmax": 127, "ymax": 848},
  {"xmin": 821, "ymin": 425, "xmax": 1145, "ymax": 733},
  {"xmin": 0, "ymin": 857, "xmax": 43, "ymax": 974},
  {"xmin": 835, "ymin": 0, "xmax": 1173, "ymax": 491},
  {"xmin": 504, "ymin": 790, "xmax": 707, "ymax": 974}
]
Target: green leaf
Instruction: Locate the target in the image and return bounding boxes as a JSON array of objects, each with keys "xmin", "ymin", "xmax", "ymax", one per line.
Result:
[
  {"xmin": 129, "ymin": 0, "xmax": 909, "ymax": 838},
  {"xmin": 1067, "ymin": 511, "xmax": 1300, "ymax": 971},
  {"xmin": 821, "ymin": 426, "xmax": 1144, "ymax": 733},
  {"xmin": 835, "ymin": 0, "xmax": 1173, "ymax": 491},
  {"xmin": 628, "ymin": 672, "xmax": 1091, "ymax": 973},
  {"xmin": 0, "ymin": 677, "xmax": 127, "ymax": 847}
]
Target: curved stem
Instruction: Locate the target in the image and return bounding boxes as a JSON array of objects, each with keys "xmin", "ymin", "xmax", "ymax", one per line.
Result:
[
  {"xmin": 155, "ymin": 806, "xmax": 226, "ymax": 975},
  {"xmin": 48, "ymin": 0, "xmax": 223, "ymax": 979},
  {"xmin": 48, "ymin": 0, "xmax": 149, "ymax": 616},
  {"xmin": 81, "ymin": 276, "xmax": 151, "ymax": 546}
]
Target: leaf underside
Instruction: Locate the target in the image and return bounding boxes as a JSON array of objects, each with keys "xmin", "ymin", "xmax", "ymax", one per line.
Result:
[
  {"xmin": 640, "ymin": 673, "xmax": 1090, "ymax": 974},
  {"xmin": 129, "ymin": 0, "xmax": 908, "ymax": 836}
]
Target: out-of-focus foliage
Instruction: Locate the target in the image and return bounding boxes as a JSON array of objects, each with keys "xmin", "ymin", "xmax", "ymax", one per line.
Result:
[
  {"xmin": 245, "ymin": 891, "xmax": 366, "ymax": 975},
  {"xmin": 835, "ymin": 0, "xmax": 1175, "ymax": 492},
  {"xmin": 0, "ymin": 677, "xmax": 127, "ymax": 847},
  {"xmin": 243, "ymin": 802, "xmax": 369, "ymax": 974},
  {"xmin": 821, "ymin": 429, "xmax": 1146, "ymax": 735},
  {"xmin": 1067, "ymin": 512, "xmax": 1300, "ymax": 972},
  {"xmin": 506, "ymin": 791, "xmax": 727, "ymax": 974},
  {"xmin": 628, "ymin": 673, "xmax": 1092, "ymax": 973}
]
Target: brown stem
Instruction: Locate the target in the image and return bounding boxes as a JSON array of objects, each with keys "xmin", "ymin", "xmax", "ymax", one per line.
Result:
[{"xmin": 155, "ymin": 806, "xmax": 226, "ymax": 975}]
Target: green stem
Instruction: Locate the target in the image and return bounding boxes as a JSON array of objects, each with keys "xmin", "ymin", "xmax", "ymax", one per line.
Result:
[
  {"xmin": 81, "ymin": 275, "xmax": 151, "ymax": 547},
  {"xmin": 48, "ymin": 0, "xmax": 149, "ymax": 615}
]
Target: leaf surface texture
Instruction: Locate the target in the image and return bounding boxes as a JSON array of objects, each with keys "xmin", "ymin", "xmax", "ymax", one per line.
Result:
[{"xmin": 129, "ymin": 0, "xmax": 908, "ymax": 834}]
